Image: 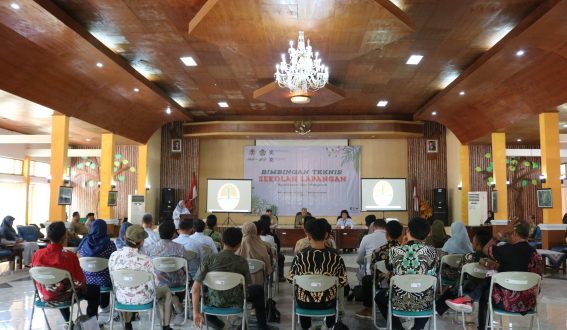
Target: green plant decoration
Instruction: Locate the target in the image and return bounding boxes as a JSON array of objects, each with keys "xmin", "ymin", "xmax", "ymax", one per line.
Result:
[{"xmin": 71, "ymin": 152, "xmax": 137, "ymax": 189}]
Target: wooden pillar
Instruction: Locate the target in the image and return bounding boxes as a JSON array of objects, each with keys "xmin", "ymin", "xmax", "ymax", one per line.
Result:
[
  {"xmin": 49, "ymin": 115, "xmax": 69, "ymax": 222},
  {"xmin": 460, "ymin": 145, "xmax": 470, "ymax": 225},
  {"xmin": 23, "ymin": 156, "xmax": 31, "ymax": 225},
  {"xmin": 491, "ymin": 133, "xmax": 508, "ymax": 220},
  {"xmin": 99, "ymin": 133, "xmax": 115, "ymax": 219},
  {"xmin": 137, "ymin": 144, "xmax": 148, "ymax": 210},
  {"xmin": 539, "ymin": 113, "xmax": 564, "ymax": 248}
]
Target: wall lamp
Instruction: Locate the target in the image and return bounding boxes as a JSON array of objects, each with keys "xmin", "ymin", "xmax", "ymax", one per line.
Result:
[
  {"xmin": 490, "ymin": 181, "xmax": 496, "ymax": 188},
  {"xmin": 457, "ymin": 183, "xmax": 462, "ymax": 191},
  {"xmin": 146, "ymin": 184, "xmax": 151, "ymax": 191},
  {"xmin": 111, "ymin": 180, "xmax": 117, "ymax": 189},
  {"xmin": 539, "ymin": 174, "xmax": 546, "ymax": 184}
]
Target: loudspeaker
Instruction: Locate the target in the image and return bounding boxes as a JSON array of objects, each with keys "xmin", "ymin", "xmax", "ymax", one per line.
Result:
[
  {"xmin": 161, "ymin": 188, "xmax": 176, "ymax": 211},
  {"xmin": 433, "ymin": 188, "xmax": 447, "ymax": 206},
  {"xmin": 432, "ymin": 206, "xmax": 449, "ymax": 225}
]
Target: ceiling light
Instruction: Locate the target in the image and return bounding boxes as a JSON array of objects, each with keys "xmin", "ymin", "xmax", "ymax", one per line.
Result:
[
  {"xmin": 218, "ymin": 102, "xmax": 229, "ymax": 108},
  {"xmin": 133, "ymin": 88, "xmax": 140, "ymax": 92},
  {"xmin": 515, "ymin": 49, "xmax": 525, "ymax": 57},
  {"xmin": 290, "ymin": 95, "xmax": 311, "ymax": 104},
  {"xmin": 459, "ymin": 91, "xmax": 465, "ymax": 96},
  {"xmin": 406, "ymin": 55, "xmax": 423, "ymax": 65},
  {"xmin": 165, "ymin": 106, "xmax": 172, "ymax": 115},
  {"xmin": 432, "ymin": 111, "xmax": 437, "ymax": 116},
  {"xmin": 96, "ymin": 62, "xmax": 103, "ymax": 68},
  {"xmin": 10, "ymin": 3, "xmax": 20, "ymax": 10},
  {"xmin": 517, "ymin": 138, "xmax": 522, "ymax": 142},
  {"xmin": 180, "ymin": 56, "xmax": 197, "ymax": 67},
  {"xmin": 563, "ymin": 124, "xmax": 567, "ymax": 128},
  {"xmin": 376, "ymin": 100, "xmax": 388, "ymax": 107},
  {"xmin": 85, "ymin": 138, "xmax": 91, "ymax": 142}
]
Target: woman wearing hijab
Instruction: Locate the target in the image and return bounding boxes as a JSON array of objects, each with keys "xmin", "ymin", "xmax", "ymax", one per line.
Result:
[
  {"xmin": 172, "ymin": 200, "xmax": 190, "ymax": 229},
  {"xmin": 77, "ymin": 219, "xmax": 117, "ymax": 312},
  {"xmin": 442, "ymin": 221, "xmax": 473, "ymax": 254},
  {"xmin": 425, "ymin": 220, "xmax": 450, "ymax": 248},
  {"xmin": 236, "ymin": 222, "xmax": 272, "ymax": 286},
  {"xmin": 115, "ymin": 221, "xmax": 132, "ymax": 250},
  {"xmin": 0, "ymin": 216, "xmax": 38, "ymax": 266}
]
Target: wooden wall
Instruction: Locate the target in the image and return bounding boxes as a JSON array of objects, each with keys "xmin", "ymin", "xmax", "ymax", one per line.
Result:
[
  {"xmin": 468, "ymin": 144, "xmax": 543, "ymax": 224},
  {"xmin": 407, "ymin": 122, "xmax": 448, "ymax": 219},
  {"xmin": 160, "ymin": 122, "xmax": 200, "ymax": 215}
]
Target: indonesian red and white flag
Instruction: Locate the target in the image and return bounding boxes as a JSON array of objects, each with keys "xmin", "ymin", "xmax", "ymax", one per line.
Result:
[
  {"xmin": 413, "ymin": 184, "xmax": 420, "ymax": 212},
  {"xmin": 189, "ymin": 172, "xmax": 198, "ymax": 200}
]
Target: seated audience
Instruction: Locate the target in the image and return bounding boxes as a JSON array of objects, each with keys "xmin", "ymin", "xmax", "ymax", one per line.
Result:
[
  {"xmin": 203, "ymin": 214, "xmax": 223, "ymax": 250},
  {"xmin": 142, "ymin": 221, "xmax": 185, "ymax": 326},
  {"xmin": 191, "ymin": 218, "xmax": 218, "ymax": 257},
  {"xmin": 115, "ymin": 221, "xmax": 132, "ymax": 250},
  {"xmin": 424, "ymin": 219, "xmax": 450, "ymax": 248},
  {"xmin": 236, "ymin": 222, "xmax": 273, "ymax": 286},
  {"xmin": 336, "ymin": 209, "xmax": 354, "ymax": 228},
  {"xmin": 357, "ymin": 218, "xmax": 387, "ymax": 272},
  {"xmin": 442, "ymin": 221, "xmax": 473, "ymax": 254},
  {"xmin": 31, "ymin": 222, "xmax": 100, "ymax": 323},
  {"xmin": 265, "ymin": 209, "xmax": 278, "ymax": 227},
  {"xmin": 364, "ymin": 214, "xmax": 377, "ymax": 236},
  {"xmin": 1, "ymin": 215, "xmax": 39, "ymax": 266},
  {"xmin": 325, "ymin": 221, "xmax": 338, "ymax": 249},
  {"xmin": 141, "ymin": 213, "xmax": 160, "ymax": 250},
  {"xmin": 108, "ymin": 225, "xmax": 175, "ymax": 330},
  {"xmin": 294, "ymin": 217, "xmax": 335, "ymax": 254},
  {"xmin": 77, "ymin": 219, "xmax": 117, "ymax": 314},
  {"xmin": 375, "ymin": 217, "xmax": 438, "ymax": 330},
  {"xmin": 294, "ymin": 207, "xmax": 312, "ymax": 227},
  {"xmin": 258, "ymin": 215, "xmax": 285, "ymax": 280},
  {"xmin": 484, "ymin": 210, "xmax": 495, "ymax": 225},
  {"xmin": 447, "ymin": 221, "xmax": 542, "ymax": 329},
  {"xmin": 84, "ymin": 212, "xmax": 95, "ymax": 232},
  {"xmin": 191, "ymin": 227, "xmax": 276, "ymax": 330},
  {"xmin": 68, "ymin": 211, "xmax": 88, "ymax": 247},
  {"xmin": 356, "ymin": 220, "xmax": 403, "ymax": 319},
  {"xmin": 288, "ymin": 218, "xmax": 348, "ymax": 330},
  {"xmin": 437, "ymin": 230, "xmax": 491, "ymax": 315},
  {"xmin": 173, "ymin": 219, "xmax": 204, "ymax": 279}
]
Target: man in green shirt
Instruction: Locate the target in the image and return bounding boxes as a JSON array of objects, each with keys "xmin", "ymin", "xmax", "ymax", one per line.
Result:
[
  {"xmin": 191, "ymin": 227, "xmax": 275, "ymax": 330},
  {"xmin": 203, "ymin": 214, "xmax": 222, "ymax": 251}
]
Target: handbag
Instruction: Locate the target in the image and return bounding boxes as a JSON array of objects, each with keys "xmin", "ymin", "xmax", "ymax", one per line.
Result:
[
  {"xmin": 73, "ymin": 314, "xmax": 98, "ymax": 330},
  {"xmin": 266, "ymin": 298, "xmax": 281, "ymax": 323}
]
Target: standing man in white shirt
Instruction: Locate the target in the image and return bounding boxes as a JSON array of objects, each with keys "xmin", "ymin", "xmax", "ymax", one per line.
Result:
[{"xmin": 356, "ymin": 218, "xmax": 387, "ymax": 273}]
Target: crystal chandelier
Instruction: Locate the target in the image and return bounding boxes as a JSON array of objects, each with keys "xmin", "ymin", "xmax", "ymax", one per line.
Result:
[{"xmin": 274, "ymin": 31, "xmax": 329, "ymax": 104}]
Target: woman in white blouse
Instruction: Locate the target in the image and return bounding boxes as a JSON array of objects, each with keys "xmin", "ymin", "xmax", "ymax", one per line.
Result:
[{"xmin": 336, "ymin": 209, "xmax": 354, "ymax": 228}]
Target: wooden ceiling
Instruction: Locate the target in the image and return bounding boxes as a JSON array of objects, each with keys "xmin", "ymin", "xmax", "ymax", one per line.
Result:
[{"xmin": 1, "ymin": 0, "xmax": 565, "ymax": 143}]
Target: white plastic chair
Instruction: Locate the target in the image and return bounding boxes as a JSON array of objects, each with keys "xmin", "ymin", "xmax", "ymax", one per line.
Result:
[
  {"xmin": 202, "ymin": 245, "xmax": 213, "ymax": 259},
  {"xmin": 248, "ymin": 258, "xmax": 268, "ymax": 300},
  {"xmin": 271, "ymin": 246, "xmax": 279, "ymax": 293},
  {"xmin": 388, "ymin": 275, "xmax": 437, "ymax": 330},
  {"xmin": 486, "ymin": 272, "xmax": 541, "ymax": 330},
  {"xmin": 438, "ymin": 254, "xmax": 463, "ymax": 293},
  {"xmin": 79, "ymin": 257, "xmax": 113, "ymax": 323},
  {"xmin": 152, "ymin": 257, "xmax": 189, "ymax": 324},
  {"xmin": 292, "ymin": 275, "xmax": 339, "ymax": 330},
  {"xmin": 373, "ymin": 260, "xmax": 388, "ymax": 329},
  {"xmin": 29, "ymin": 267, "xmax": 79, "ymax": 330},
  {"xmin": 109, "ymin": 270, "xmax": 157, "ymax": 330},
  {"xmin": 456, "ymin": 263, "xmax": 488, "ymax": 329},
  {"xmin": 201, "ymin": 271, "xmax": 247, "ymax": 330}
]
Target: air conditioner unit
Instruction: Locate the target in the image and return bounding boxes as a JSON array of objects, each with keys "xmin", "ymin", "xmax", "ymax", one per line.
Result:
[{"xmin": 128, "ymin": 195, "xmax": 145, "ymax": 225}]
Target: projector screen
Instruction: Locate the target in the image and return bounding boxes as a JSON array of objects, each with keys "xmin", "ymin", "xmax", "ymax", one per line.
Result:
[
  {"xmin": 361, "ymin": 178, "xmax": 407, "ymax": 211},
  {"xmin": 206, "ymin": 179, "xmax": 252, "ymax": 213}
]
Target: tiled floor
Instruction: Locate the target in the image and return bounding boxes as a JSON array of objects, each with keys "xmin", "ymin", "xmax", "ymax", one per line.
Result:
[{"xmin": 1, "ymin": 253, "xmax": 567, "ymax": 330}]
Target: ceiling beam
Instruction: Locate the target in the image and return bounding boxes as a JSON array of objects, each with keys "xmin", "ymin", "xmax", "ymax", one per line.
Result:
[
  {"xmin": 374, "ymin": 0, "xmax": 415, "ymax": 31},
  {"xmin": 0, "ymin": 135, "xmax": 51, "ymax": 144},
  {"xmin": 27, "ymin": 149, "xmax": 101, "ymax": 158},
  {"xmin": 188, "ymin": 0, "xmax": 221, "ymax": 36}
]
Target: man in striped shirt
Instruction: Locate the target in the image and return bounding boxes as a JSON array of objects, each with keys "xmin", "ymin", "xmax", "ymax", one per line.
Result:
[{"xmin": 288, "ymin": 218, "xmax": 347, "ymax": 330}]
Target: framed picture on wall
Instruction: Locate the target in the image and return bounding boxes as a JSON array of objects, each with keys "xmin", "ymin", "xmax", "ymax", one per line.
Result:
[
  {"xmin": 537, "ymin": 188, "xmax": 553, "ymax": 208},
  {"xmin": 171, "ymin": 138, "xmax": 182, "ymax": 153},
  {"xmin": 57, "ymin": 186, "xmax": 73, "ymax": 205},
  {"xmin": 426, "ymin": 139, "xmax": 438, "ymax": 153},
  {"xmin": 491, "ymin": 190, "xmax": 498, "ymax": 213},
  {"xmin": 108, "ymin": 190, "xmax": 118, "ymax": 206}
]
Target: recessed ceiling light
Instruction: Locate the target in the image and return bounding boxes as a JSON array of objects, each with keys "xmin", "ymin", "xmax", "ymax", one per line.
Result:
[
  {"xmin": 459, "ymin": 91, "xmax": 465, "ymax": 96},
  {"xmin": 515, "ymin": 49, "xmax": 525, "ymax": 57},
  {"xmin": 96, "ymin": 62, "xmax": 103, "ymax": 68},
  {"xmin": 218, "ymin": 102, "xmax": 229, "ymax": 108},
  {"xmin": 516, "ymin": 138, "xmax": 522, "ymax": 142},
  {"xmin": 376, "ymin": 100, "xmax": 388, "ymax": 107},
  {"xmin": 10, "ymin": 3, "xmax": 20, "ymax": 10},
  {"xmin": 180, "ymin": 56, "xmax": 197, "ymax": 67},
  {"xmin": 406, "ymin": 55, "xmax": 423, "ymax": 65},
  {"xmin": 133, "ymin": 88, "xmax": 140, "ymax": 92},
  {"xmin": 85, "ymin": 138, "xmax": 91, "ymax": 142},
  {"xmin": 165, "ymin": 106, "xmax": 172, "ymax": 115},
  {"xmin": 432, "ymin": 111, "xmax": 437, "ymax": 116}
]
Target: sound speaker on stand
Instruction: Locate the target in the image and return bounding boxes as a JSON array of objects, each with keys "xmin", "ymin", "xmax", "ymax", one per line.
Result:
[{"xmin": 432, "ymin": 188, "xmax": 449, "ymax": 225}]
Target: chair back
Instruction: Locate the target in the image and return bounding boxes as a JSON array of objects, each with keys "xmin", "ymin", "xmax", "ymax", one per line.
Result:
[
  {"xmin": 441, "ymin": 254, "xmax": 464, "ymax": 268},
  {"xmin": 30, "ymin": 267, "xmax": 72, "ymax": 286},
  {"xmin": 491, "ymin": 272, "xmax": 541, "ymax": 292},
  {"xmin": 185, "ymin": 249, "xmax": 198, "ymax": 261},
  {"xmin": 461, "ymin": 262, "xmax": 488, "ymax": 279},
  {"xmin": 390, "ymin": 274, "xmax": 437, "ymax": 294},
  {"xmin": 248, "ymin": 259, "xmax": 266, "ymax": 275},
  {"xmin": 110, "ymin": 269, "xmax": 155, "ymax": 288},
  {"xmin": 375, "ymin": 260, "xmax": 387, "ymax": 274},
  {"xmin": 293, "ymin": 275, "xmax": 337, "ymax": 293},
  {"xmin": 203, "ymin": 271, "xmax": 246, "ymax": 291},
  {"xmin": 202, "ymin": 245, "xmax": 213, "ymax": 259},
  {"xmin": 79, "ymin": 257, "xmax": 109, "ymax": 273},
  {"xmin": 152, "ymin": 257, "xmax": 187, "ymax": 273},
  {"xmin": 16, "ymin": 225, "xmax": 39, "ymax": 242}
]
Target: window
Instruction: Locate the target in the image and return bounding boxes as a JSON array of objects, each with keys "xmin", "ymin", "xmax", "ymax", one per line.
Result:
[
  {"xmin": 0, "ymin": 157, "xmax": 23, "ymax": 175},
  {"xmin": 29, "ymin": 183, "xmax": 50, "ymax": 225},
  {"xmin": 0, "ymin": 182, "xmax": 26, "ymax": 225},
  {"xmin": 30, "ymin": 161, "xmax": 50, "ymax": 178}
]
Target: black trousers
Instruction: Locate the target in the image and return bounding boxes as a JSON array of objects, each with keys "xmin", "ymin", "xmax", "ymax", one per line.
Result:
[
  {"xmin": 361, "ymin": 275, "xmax": 373, "ymax": 307},
  {"xmin": 477, "ymin": 278, "xmax": 492, "ymax": 329},
  {"xmin": 100, "ymin": 291, "xmax": 110, "ymax": 309},
  {"xmin": 60, "ymin": 284, "xmax": 100, "ymax": 322},
  {"xmin": 375, "ymin": 289, "xmax": 429, "ymax": 330},
  {"xmin": 248, "ymin": 284, "xmax": 268, "ymax": 326},
  {"xmin": 278, "ymin": 253, "xmax": 285, "ymax": 277},
  {"xmin": 297, "ymin": 300, "xmax": 336, "ymax": 330}
]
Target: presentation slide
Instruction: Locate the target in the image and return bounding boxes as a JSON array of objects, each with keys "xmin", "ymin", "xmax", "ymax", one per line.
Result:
[
  {"xmin": 361, "ymin": 178, "xmax": 407, "ymax": 211},
  {"xmin": 206, "ymin": 179, "xmax": 252, "ymax": 213}
]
